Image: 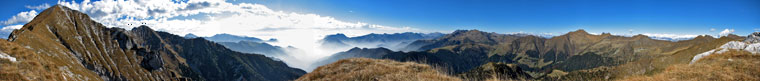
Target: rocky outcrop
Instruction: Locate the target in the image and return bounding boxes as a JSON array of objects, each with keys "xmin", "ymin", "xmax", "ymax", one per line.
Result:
[
  {"xmin": 0, "ymin": 51, "xmax": 15, "ymax": 62},
  {"xmin": 745, "ymin": 32, "xmax": 760, "ymax": 43},
  {"xmin": 691, "ymin": 41, "xmax": 760, "ymax": 64},
  {"xmin": 5, "ymin": 5, "xmax": 305, "ymax": 81}
]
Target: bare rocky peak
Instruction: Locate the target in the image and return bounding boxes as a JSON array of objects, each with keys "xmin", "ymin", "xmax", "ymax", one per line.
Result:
[
  {"xmin": 4, "ymin": 5, "xmax": 305, "ymax": 81},
  {"xmin": 745, "ymin": 32, "xmax": 760, "ymax": 43}
]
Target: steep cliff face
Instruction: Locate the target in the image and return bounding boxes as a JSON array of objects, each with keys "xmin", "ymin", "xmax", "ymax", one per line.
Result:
[{"xmin": 5, "ymin": 5, "xmax": 304, "ymax": 81}]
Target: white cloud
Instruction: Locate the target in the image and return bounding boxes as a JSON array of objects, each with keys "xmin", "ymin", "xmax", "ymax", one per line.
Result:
[
  {"xmin": 710, "ymin": 28, "xmax": 716, "ymax": 32},
  {"xmin": 2, "ymin": 10, "xmax": 38, "ymax": 25},
  {"xmin": 641, "ymin": 33, "xmax": 699, "ymax": 41},
  {"xmin": 56, "ymin": 0, "xmax": 419, "ymax": 36},
  {"xmin": 1, "ymin": 25, "xmax": 22, "ymax": 31},
  {"xmin": 0, "ymin": 25, "xmax": 23, "ymax": 39},
  {"xmin": 55, "ymin": 0, "xmax": 423, "ymax": 70},
  {"xmin": 719, "ymin": 29, "xmax": 734, "ymax": 36},
  {"xmin": 641, "ymin": 33, "xmax": 699, "ymax": 39},
  {"xmin": 25, "ymin": 3, "xmax": 51, "ymax": 10}
]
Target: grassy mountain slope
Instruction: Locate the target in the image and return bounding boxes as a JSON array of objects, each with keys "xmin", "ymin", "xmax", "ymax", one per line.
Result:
[
  {"xmin": 4, "ymin": 5, "xmax": 304, "ymax": 81},
  {"xmin": 298, "ymin": 58, "xmax": 461, "ymax": 81}
]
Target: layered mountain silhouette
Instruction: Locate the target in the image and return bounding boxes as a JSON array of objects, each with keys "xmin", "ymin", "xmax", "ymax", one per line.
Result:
[
  {"xmin": 216, "ymin": 41, "xmax": 289, "ymax": 57},
  {"xmin": 320, "ymin": 32, "xmax": 444, "ymax": 51},
  {"xmin": 1, "ymin": 5, "xmax": 305, "ymax": 81},
  {"xmin": 200, "ymin": 33, "xmax": 265, "ymax": 42},
  {"xmin": 185, "ymin": 33, "xmax": 289, "ymax": 58}
]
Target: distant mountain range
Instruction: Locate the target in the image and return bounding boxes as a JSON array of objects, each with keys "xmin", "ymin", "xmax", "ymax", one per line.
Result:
[
  {"xmin": 184, "ymin": 33, "xmax": 291, "ymax": 62},
  {"xmin": 320, "ymin": 32, "xmax": 444, "ymax": 51},
  {"xmin": 309, "ymin": 29, "xmax": 747, "ymax": 80},
  {"xmin": 0, "ymin": 5, "xmax": 304, "ymax": 81},
  {"xmin": 186, "ymin": 33, "xmax": 278, "ymax": 43},
  {"xmin": 216, "ymin": 41, "xmax": 289, "ymax": 57}
]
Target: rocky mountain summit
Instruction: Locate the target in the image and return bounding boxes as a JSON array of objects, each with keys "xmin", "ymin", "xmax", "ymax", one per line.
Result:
[
  {"xmin": 745, "ymin": 32, "xmax": 760, "ymax": 43},
  {"xmin": 2, "ymin": 5, "xmax": 305, "ymax": 81}
]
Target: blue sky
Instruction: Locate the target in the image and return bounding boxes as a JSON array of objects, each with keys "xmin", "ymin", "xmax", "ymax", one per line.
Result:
[
  {"xmin": 245, "ymin": 0, "xmax": 760, "ymax": 35},
  {"xmin": 1, "ymin": 0, "xmax": 759, "ymax": 36},
  {"xmin": 0, "ymin": 0, "xmax": 55, "ymax": 19}
]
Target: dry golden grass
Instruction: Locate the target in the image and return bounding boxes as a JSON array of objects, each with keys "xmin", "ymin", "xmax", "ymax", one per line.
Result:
[
  {"xmin": 297, "ymin": 58, "xmax": 462, "ymax": 81},
  {"xmin": 0, "ymin": 40, "xmax": 72, "ymax": 81},
  {"xmin": 620, "ymin": 50, "xmax": 760, "ymax": 81}
]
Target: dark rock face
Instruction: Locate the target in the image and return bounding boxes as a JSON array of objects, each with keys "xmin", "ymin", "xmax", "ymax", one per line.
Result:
[
  {"xmin": 745, "ymin": 32, "xmax": 760, "ymax": 43},
  {"xmin": 8, "ymin": 5, "xmax": 304, "ymax": 81},
  {"xmin": 136, "ymin": 48, "xmax": 164, "ymax": 71}
]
